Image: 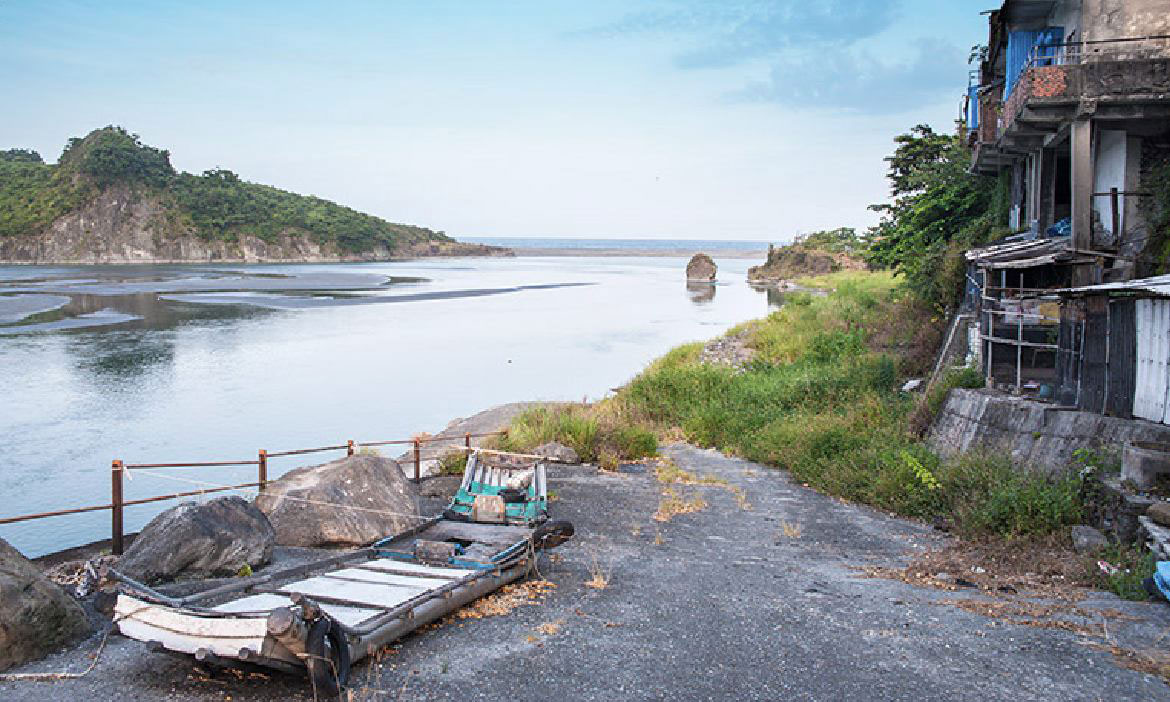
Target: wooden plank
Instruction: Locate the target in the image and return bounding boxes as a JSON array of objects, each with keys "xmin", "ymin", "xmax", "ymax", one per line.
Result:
[
  {"xmin": 360, "ymin": 559, "xmax": 474, "ymax": 579},
  {"xmin": 1135, "ymin": 300, "xmax": 1155, "ymax": 420},
  {"xmin": 419, "ymin": 521, "xmax": 531, "ymax": 546},
  {"xmin": 215, "ymin": 593, "xmax": 382, "ymax": 628},
  {"xmin": 278, "ymin": 576, "xmax": 426, "ymax": 609},
  {"xmin": 333, "ymin": 567, "xmax": 454, "ymax": 590},
  {"xmin": 1106, "ymin": 298, "xmax": 1136, "ymax": 418},
  {"xmin": 322, "ymin": 569, "xmax": 444, "ymax": 590}
]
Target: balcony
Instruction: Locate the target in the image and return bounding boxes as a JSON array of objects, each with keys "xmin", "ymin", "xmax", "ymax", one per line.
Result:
[{"xmin": 972, "ymin": 36, "xmax": 1170, "ymax": 173}]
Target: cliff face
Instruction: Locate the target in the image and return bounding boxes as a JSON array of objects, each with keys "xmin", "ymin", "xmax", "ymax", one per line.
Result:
[{"xmin": 0, "ymin": 185, "xmax": 503, "ymax": 264}]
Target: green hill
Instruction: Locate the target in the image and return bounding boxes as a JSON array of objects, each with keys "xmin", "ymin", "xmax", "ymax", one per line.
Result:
[{"xmin": 0, "ymin": 127, "xmax": 497, "ymax": 262}]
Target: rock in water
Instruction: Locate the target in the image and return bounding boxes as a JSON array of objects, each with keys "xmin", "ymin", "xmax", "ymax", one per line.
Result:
[
  {"xmin": 118, "ymin": 496, "xmax": 275, "ymax": 583},
  {"xmin": 533, "ymin": 441, "xmax": 581, "ymax": 464},
  {"xmin": 1069, "ymin": 525, "xmax": 1109, "ymax": 554},
  {"xmin": 0, "ymin": 538, "xmax": 90, "ymax": 671},
  {"xmin": 256, "ymin": 455, "xmax": 420, "ymax": 547},
  {"xmin": 686, "ymin": 253, "xmax": 717, "ymax": 282}
]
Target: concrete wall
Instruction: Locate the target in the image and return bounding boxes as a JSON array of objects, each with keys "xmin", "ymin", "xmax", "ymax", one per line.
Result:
[
  {"xmin": 928, "ymin": 388, "xmax": 1170, "ymax": 473},
  {"xmin": 1082, "ymin": 0, "xmax": 1170, "ymax": 43}
]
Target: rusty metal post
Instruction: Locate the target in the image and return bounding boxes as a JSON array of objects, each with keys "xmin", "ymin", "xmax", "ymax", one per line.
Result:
[
  {"xmin": 111, "ymin": 460, "xmax": 124, "ymax": 555},
  {"xmin": 413, "ymin": 439, "xmax": 421, "ymax": 482},
  {"xmin": 465, "ymin": 432, "xmax": 471, "ymax": 450},
  {"xmin": 258, "ymin": 450, "xmax": 268, "ymax": 493},
  {"xmin": 347, "ymin": 440, "xmax": 355, "ymax": 457}
]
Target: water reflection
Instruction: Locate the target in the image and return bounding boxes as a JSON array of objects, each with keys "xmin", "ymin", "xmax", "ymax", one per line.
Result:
[
  {"xmin": 686, "ymin": 282, "xmax": 716, "ymax": 305},
  {"xmin": 70, "ymin": 332, "xmax": 176, "ymax": 380},
  {"xmin": 752, "ymin": 284, "xmax": 786, "ymax": 311}
]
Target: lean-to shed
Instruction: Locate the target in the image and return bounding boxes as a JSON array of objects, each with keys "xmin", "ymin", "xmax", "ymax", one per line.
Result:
[{"xmin": 1057, "ymin": 274, "xmax": 1170, "ymax": 422}]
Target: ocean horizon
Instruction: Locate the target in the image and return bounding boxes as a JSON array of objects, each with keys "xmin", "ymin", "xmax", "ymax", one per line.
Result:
[{"xmin": 460, "ymin": 236, "xmax": 776, "ymax": 252}]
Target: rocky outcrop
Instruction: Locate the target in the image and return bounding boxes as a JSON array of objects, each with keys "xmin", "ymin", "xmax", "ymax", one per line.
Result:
[
  {"xmin": 533, "ymin": 442, "xmax": 581, "ymax": 464},
  {"xmin": 255, "ymin": 455, "xmax": 420, "ymax": 547},
  {"xmin": 747, "ymin": 244, "xmax": 866, "ymax": 284},
  {"xmin": 0, "ymin": 538, "xmax": 90, "ymax": 671},
  {"xmin": 0, "ymin": 185, "xmax": 509, "ymax": 264},
  {"xmin": 686, "ymin": 254, "xmax": 717, "ymax": 282},
  {"xmin": 117, "ymin": 496, "xmax": 275, "ymax": 583}
]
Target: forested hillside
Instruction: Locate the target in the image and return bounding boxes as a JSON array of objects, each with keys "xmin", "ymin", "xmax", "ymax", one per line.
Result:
[{"xmin": 0, "ymin": 127, "xmax": 493, "ymax": 262}]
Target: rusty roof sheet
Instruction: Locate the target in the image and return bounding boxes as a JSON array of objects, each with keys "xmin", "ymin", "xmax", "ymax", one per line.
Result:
[{"xmin": 965, "ymin": 238, "xmax": 1071, "ymax": 268}]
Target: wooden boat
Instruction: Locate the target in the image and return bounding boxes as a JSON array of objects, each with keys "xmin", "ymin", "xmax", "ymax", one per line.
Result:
[{"xmin": 111, "ymin": 449, "xmax": 573, "ymax": 696}]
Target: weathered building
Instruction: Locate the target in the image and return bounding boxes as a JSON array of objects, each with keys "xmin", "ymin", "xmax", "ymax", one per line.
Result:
[
  {"xmin": 962, "ymin": 0, "xmax": 1170, "ymax": 396},
  {"xmin": 968, "ymin": 0, "xmax": 1170, "ymax": 285}
]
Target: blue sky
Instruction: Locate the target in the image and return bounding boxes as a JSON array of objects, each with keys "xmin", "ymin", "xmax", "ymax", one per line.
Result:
[{"xmin": 1, "ymin": 1, "xmax": 992, "ymax": 241}]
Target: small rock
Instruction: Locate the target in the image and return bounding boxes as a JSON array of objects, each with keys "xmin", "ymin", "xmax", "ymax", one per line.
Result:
[
  {"xmin": 1070, "ymin": 525, "xmax": 1109, "ymax": 554},
  {"xmin": 686, "ymin": 253, "xmax": 717, "ymax": 282},
  {"xmin": 119, "ymin": 496, "xmax": 275, "ymax": 583},
  {"xmin": 900, "ymin": 379, "xmax": 924, "ymax": 393},
  {"xmin": 1149, "ymin": 502, "xmax": 1170, "ymax": 528},
  {"xmin": 533, "ymin": 442, "xmax": 580, "ymax": 464},
  {"xmin": 0, "ymin": 538, "xmax": 91, "ymax": 671}
]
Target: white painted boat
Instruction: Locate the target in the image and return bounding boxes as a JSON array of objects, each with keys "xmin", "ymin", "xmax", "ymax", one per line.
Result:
[{"xmin": 112, "ymin": 450, "xmax": 574, "ymax": 697}]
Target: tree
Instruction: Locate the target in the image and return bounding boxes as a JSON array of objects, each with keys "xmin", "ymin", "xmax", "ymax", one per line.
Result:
[
  {"xmin": 0, "ymin": 149, "xmax": 43, "ymax": 164},
  {"xmin": 864, "ymin": 124, "xmax": 1003, "ymax": 311},
  {"xmin": 63, "ymin": 126, "xmax": 174, "ymax": 187}
]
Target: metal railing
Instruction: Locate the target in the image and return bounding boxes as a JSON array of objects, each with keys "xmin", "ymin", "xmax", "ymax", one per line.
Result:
[{"xmin": 0, "ymin": 431, "xmax": 506, "ymax": 554}]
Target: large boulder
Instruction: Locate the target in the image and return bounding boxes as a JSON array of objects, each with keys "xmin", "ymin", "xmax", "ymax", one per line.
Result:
[
  {"xmin": 255, "ymin": 454, "xmax": 420, "ymax": 547},
  {"xmin": 533, "ymin": 441, "xmax": 581, "ymax": 464},
  {"xmin": 686, "ymin": 253, "xmax": 717, "ymax": 282},
  {"xmin": 118, "ymin": 496, "xmax": 275, "ymax": 584},
  {"xmin": 0, "ymin": 538, "xmax": 90, "ymax": 671}
]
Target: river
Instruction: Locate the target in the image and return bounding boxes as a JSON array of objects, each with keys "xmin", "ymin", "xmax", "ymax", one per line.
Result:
[{"xmin": 0, "ymin": 253, "xmax": 780, "ymax": 556}]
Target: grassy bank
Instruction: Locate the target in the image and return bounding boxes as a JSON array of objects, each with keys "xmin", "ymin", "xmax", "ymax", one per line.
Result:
[{"xmin": 500, "ymin": 271, "xmax": 1087, "ymax": 542}]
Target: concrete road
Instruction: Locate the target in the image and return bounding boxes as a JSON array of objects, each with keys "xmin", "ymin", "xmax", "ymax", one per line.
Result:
[{"xmin": 4, "ymin": 444, "xmax": 1169, "ymax": 701}]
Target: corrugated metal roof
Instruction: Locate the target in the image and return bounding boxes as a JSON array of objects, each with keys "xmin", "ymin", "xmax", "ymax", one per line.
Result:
[
  {"xmin": 1060, "ymin": 273, "xmax": 1170, "ymax": 298},
  {"xmin": 966, "ymin": 238, "xmax": 1071, "ymax": 268}
]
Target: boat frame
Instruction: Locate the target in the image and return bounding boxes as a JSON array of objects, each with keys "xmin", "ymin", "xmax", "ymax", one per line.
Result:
[{"xmin": 110, "ymin": 450, "xmax": 572, "ymax": 695}]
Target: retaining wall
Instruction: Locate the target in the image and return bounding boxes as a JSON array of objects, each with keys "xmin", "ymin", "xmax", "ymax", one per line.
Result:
[{"xmin": 928, "ymin": 388, "xmax": 1170, "ymax": 473}]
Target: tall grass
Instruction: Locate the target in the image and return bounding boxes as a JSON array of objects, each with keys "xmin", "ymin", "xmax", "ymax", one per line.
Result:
[{"xmin": 504, "ymin": 271, "xmax": 1083, "ymax": 539}]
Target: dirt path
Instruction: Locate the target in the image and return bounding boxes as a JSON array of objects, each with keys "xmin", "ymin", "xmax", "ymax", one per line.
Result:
[{"xmin": 4, "ymin": 444, "xmax": 1170, "ymax": 701}]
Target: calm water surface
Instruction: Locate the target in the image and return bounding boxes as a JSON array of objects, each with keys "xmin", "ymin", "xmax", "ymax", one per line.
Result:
[{"xmin": 0, "ymin": 256, "xmax": 778, "ymax": 556}]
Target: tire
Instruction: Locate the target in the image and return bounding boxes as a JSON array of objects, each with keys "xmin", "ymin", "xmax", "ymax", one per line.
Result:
[
  {"xmin": 1144, "ymin": 576, "xmax": 1167, "ymax": 602},
  {"xmin": 532, "ymin": 520, "xmax": 575, "ymax": 550},
  {"xmin": 305, "ymin": 617, "xmax": 350, "ymax": 698}
]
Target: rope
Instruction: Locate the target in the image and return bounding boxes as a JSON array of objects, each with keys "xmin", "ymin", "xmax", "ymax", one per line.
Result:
[{"xmin": 130, "ymin": 468, "xmax": 431, "ymax": 524}]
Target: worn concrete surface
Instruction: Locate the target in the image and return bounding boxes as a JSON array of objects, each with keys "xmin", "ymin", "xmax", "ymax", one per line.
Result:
[{"xmin": 4, "ymin": 444, "xmax": 1170, "ymax": 701}]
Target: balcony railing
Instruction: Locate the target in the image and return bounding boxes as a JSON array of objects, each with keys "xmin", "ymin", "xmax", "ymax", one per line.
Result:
[{"xmin": 987, "ymin": 34, "xmax": 1170, "ymax": 140}]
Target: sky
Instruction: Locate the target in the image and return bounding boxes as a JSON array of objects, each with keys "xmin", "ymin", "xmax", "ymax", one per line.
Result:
[{"xmin": 0, "ymin": 1, "xmax": 993, "ymax": 242}]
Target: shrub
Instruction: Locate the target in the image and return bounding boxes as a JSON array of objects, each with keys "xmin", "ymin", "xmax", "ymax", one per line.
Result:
[{"xmin": 938, "ymin": 452, "xmax": 1084, "ymax": 538}]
